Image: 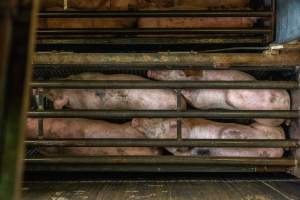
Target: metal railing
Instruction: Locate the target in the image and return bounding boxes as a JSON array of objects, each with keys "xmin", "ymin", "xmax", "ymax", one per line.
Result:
[
  {"xmin": 27, "ymin": 69, "xmax": 299, "ymax": 172},
  {"xmin": 27, "ymin": 0, "xmax": 299, "ymax": 172},
  {"xmin": 37, "ymin": 4, "xmax": 276, "ymax": 50}
]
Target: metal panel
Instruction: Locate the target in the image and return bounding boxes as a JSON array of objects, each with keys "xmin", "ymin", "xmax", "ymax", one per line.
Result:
[
  {"xmin": 276, "ymin": 0, "xmax": 300, "ymax": 43},
  {"xmin": 0, "ymin": 0, "xmax": 13, "ymax": 173},
  {"xmin": 0, "ymin": 0, "xmax": 39, "ymax": 200}
]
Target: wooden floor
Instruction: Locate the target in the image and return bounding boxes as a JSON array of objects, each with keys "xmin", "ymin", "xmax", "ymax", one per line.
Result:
[{"xmin": 23, "ymin": 173, "xmax": 300, "ymax": 200}]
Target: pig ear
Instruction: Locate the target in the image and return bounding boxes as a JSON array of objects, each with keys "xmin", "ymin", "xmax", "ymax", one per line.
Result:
[
  {"xmin": 169, "ymin": 119, "xmax": 178, "ymax": 127},
  {"xmin": 146, "ymin": 71, "xmax": 152, "ymax": 78},
  {"xmin": 131, "ymin": 118, "xmax": 140, "ymax": 128},
  {"xmin": 53, "ymin": 95, "xmax": 69, "ymax": 109}
]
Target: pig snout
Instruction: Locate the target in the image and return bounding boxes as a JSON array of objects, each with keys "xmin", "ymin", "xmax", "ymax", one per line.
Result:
[
  {"xmin": 147, "ymin": 70, "xmax": 157, "ymax": 79},
  {"xmin": 147, "ymin": 70, "xmax": 152, "ymax": 78}
]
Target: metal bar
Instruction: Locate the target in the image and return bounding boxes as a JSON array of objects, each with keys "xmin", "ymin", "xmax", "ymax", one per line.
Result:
[
  {"xmin": 0, "ymin": 0, "xmax": 39, "ymax": 199},
  {"xmin": 176, "ymin": 90, "xmax": 182, "ymax": 139},
  {"xmin": 270, "ymin": 0, "xmax": 276, "ymax": 41},
  {"xmin": 38, "ymin": 10, "xmax": 273, "ymax": 18},
  {"xmin": 36, "ymin": 37, "xmax": 265, "ymax": 45},
  {"xmin": 0, "ymin": 0, "xmax": 13, "ymax": 174},
  {"xmin": 25, "ymin": 156, "xmax": 296, "ymax": 166},
  {"xmin": 33, "ymin": 64, "xmax": 295, "ymax": 71},
  {"xmin": 36, "ymin": 89, "xmax": 44, "ymax": 139},
  {"xmin": 30, "ymin": 80, "xmax": 298, "ymax": 89},
  {"xmin": 24, "ymin": 164, "xmax": 288, "ymax": 173},
  {"xmin": 34, "ymin": 52, "xmax": 300, "ymax": 69},
  {"xmin": 37, "ymin": 28, "xmax": 272, "ymax": 35},
  {"xmin": 36, "ymin": 39, "xmax": 267, "ymax": 53},
  {"xmin": 27, "ymin": 110, "xmax": 299, "ymax": 119},
  {"xmin": 25, "ymin": 139, "xmax": 300, "ymax": 148}
]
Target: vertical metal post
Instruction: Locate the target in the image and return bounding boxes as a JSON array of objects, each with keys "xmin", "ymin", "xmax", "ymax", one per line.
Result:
[
  {"xmin": 36, "ymin": 89, "xmax": 45, "ymax": 139},
  {"xmin": 176, "ymin": 89, "xmax": 182, "ymax": 139},
  {"xmin": 291, "ymin": 66, "xmax": 300, "ymax": 177},
  {"xmin": 0, "ymin": 0, "xmax": 14, "ymax": 170},
  {"xmin": 0, "ymin": 0, "xmax": 39, "ymax": 199},
  {"xmin": 271, "ymin": 0, "xmax": 276, "ymax": 42}
]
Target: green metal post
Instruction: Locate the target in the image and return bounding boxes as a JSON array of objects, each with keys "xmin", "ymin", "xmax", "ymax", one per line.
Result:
[{"xmin": 0, "ymin": 0, "xmax": 39, "ymax": 199}]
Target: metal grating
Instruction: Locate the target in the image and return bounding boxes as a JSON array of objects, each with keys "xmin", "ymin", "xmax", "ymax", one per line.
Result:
[{"xmin": 22, "ymin": 173, "xmax": 300, "ymax": 200}]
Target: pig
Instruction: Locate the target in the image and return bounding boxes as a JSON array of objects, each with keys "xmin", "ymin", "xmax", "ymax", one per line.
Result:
[
  {"xmin": 137, "ymin": 0, "xmax": 175, "ymax": 10},
  {"xmin": 27, "ymin": 118, "xmax": 160, "ymax": 156},
  {"xmin": 138, "ymin": 17, "xmax": 258, "ymax": 29},
  {"xmin": 137, "ymin": 1, "xmax": 257, "ymax": 37},
  {"xmin": 39, "ymin": 18, "xmax": 136, "ymax": 29},
  {"xmin": 175, "ymin": 0, "xmax": 250, "ymax": 10},
  {"xmin": 44, "ymin": 73, "xmax": 186, "ymax": 110},
  {"xmin": 137, "ymin": 0, "xmax": 250, "ymax": 10},
  {"xmin": 39, "ymin": 0, "xmax": 137, "ymax": 29},
  {"xmin": 40, "ymin": 0, "xmax": 137, "ymax": 11},
  {"xmin": 132, "ymin": 118, "xmax": 285, "ymax": 158},
  {"xmin": 147, "ymin": 70, "xmax": 291, "ymax": 126}
]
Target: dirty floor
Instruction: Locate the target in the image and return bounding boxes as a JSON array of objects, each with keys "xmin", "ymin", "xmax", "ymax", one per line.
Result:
[{"xmin": 23, "ymin": 173, "xmax": 300, "ymax": 200}]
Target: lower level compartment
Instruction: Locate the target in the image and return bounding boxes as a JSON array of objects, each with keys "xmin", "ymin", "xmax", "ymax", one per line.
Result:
[{"xmin": 23, "ymin": 173, "xmax": 300, "ymax": 200}]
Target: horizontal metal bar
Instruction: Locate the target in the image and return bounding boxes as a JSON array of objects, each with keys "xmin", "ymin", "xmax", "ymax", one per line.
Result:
[
  {"xmin": 27, "ymin": 110, "xmax": 299, "ymax": 119},
  {"xmin": 34, "ymin": 52, "xmax": 300, "ymax": 69},
  {"xmin": 33, "ymin": 64, "xmax": 294, "ymax": 71},
  {"xmin": 24, "ymin": 164, "xmax": 288, "ymax": 173},
  {"xmin": 25, "ymin": 139, "xmax": 300, "ymax": 148},
  {"xmin": 37, "ymin": 28, "xmax": 272, "ymax": 35},
  {"xmin": 25, "ymin": 156, "xmax": 296, "ymax": 166},
  {"xmin": 38, "ymin": 11, "xmax": 273, "ymax": 18},
  {"xmin": 30, "ymin": 80, "xmax": 298, "ymax": 89},
  {"xmin": 36, "ymin": 37, "xmax": 265, "ymax": 45}
]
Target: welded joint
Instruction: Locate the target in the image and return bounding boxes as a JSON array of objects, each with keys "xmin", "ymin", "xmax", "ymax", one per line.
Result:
[
  {"xmin": 264, "ymin": 44, "xmax": 283, "ymax": 55},
  {"xmin": 269, "ymin": 44, "xmax": 284, "ymax": 50},
  {"xmin": 268, "ymin": 43, "xmax": 300, "ymax": 53}
]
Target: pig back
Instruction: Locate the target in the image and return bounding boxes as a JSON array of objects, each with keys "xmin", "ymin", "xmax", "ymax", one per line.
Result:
[
  {"xmin": 45, "ymin": 73, "xmax": 186, "ymax": 110},
  {"xmin": 137, "ymin": 0, "xmax": 250, "ymax": 10},
  {"xmin": 26, "ymin": 118, "xmax": 161, "ymax": 156}
]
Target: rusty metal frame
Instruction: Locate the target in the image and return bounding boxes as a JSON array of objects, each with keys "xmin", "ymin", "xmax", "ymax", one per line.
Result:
[
  {"xmin": 26, "ymin": 156, "xmax": 296, "ymax": 166},
  {"xmin": 38, "ymin": 10, "xmax": 273, "ymax": 18},
  {"xmin": 34, "ymin": 52, "xmax": 300, "ymax": 69},
  {"xmin": 26, "ymin": 1, "xmax": 300, "ymax": 174},
  {"xmin": 0, "ymin": 0, "xmax": 38, "ymax": 199},
  {"xmin": 28, "ymin": 110, "xmax": 299, "ymax": 119},
  {"xmin": 30, "ymin": 80, "xmax": 298, "ymax": 89},
  {"xmin": 25, "ymin": 139, "xmax": 300, "ymax": 148}
]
